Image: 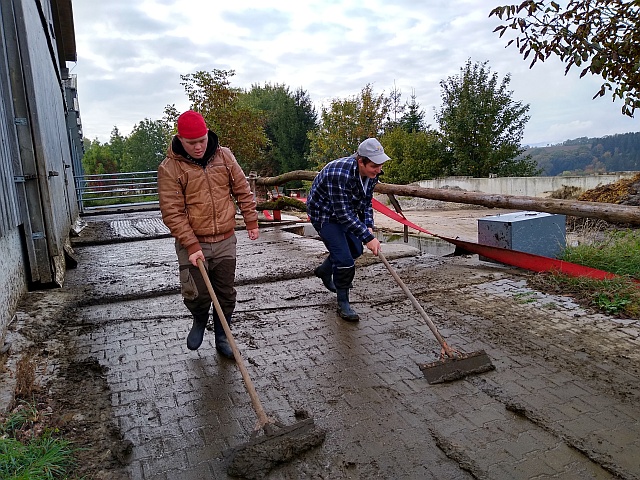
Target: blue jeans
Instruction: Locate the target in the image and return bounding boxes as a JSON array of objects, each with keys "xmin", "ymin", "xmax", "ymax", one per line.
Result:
[{"xmin": 316, "ymin": 222, "xmax": 363, "ymax": 289}]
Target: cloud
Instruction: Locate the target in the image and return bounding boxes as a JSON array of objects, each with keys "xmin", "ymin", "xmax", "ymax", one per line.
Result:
[
  {"xmin": 70, "ymin": 1, "xmax": 639, "ymax": 147},
  {"xmin": 221, "ymin": 9, "xmax": 291, "ymax": 40}
]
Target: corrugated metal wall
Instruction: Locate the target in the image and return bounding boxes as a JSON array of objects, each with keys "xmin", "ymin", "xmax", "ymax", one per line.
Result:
[
  {"xmin": 19, "ymin": 0, "xmax": 77, "ymax": 281},
  {"xmin": 0, "ymin": 14, "xmax": 20, "ymax": 237},
  {"xmin": 0, "ymin": 0, "xmax": 28, "ymax": 342},
  {"xmin": 1, "ymin": 0, "xmax": 81, "ymax": 286},
  {"xmin": 0, "ymin": 0, "xmax": 82, "ymax": 342},
  {"xmin": 0, "ymin": 97, "xmax": 20, "ymax": 238}
]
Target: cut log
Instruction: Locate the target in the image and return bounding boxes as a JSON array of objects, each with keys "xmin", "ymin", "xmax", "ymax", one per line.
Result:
[{"xmin": 256, "ymin": 171, "xmax": 640, "ymax": 225}]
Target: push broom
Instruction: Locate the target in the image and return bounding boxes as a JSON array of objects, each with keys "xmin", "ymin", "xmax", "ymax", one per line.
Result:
[
  {"xmin": 196, "ymin": 259, "xmax": 325, "ymax": 478},
  {"xmin": 377, "ymin": 252, "xmax": 495, "ymax": 384}
]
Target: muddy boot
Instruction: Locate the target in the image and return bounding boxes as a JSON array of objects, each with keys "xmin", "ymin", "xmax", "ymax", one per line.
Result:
[
  {"xmin": 314, "ymin": 257, "xmax": 336, "ymax": 293},
  {"xmin": 214, "ymin": 314, "xmax": 234, "ymax": 359},
  {"xmin": 336, "ymin": 288, "xmax": 359, "ymax": 322},
  {"xmin": 187, "ymin": 312, "xmax": 209, "ymax": 350}
]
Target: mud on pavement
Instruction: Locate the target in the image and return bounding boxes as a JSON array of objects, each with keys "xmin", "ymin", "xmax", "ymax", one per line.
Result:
[{"xmin": 2, "ymin": 211, "xmax": 640, "ymax": 479}]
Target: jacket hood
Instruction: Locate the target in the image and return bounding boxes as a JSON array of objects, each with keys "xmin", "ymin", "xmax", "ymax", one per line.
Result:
[{"xmin": 169, "ymin": 130, "xmax": 219, "ymax": 166}]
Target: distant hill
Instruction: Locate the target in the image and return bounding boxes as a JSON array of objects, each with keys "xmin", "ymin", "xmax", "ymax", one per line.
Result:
[{"xmin": 520, "ymin": 132, "xmax": 640, "ymax": 176}]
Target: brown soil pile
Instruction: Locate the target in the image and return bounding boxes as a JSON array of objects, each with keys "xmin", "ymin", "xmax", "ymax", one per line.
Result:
[{"xmin": 578, "ymin": 172, "xmax": 640, "ymax": 206}]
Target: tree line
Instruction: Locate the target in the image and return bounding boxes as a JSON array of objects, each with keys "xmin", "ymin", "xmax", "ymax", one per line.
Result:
[
  {"xmin": 524, "ymin": 131, "xmax": 640, "ymax": 176},
  {"xmin": 82, "ymin": 60, "xmax": 538, "ymax": 186},
  {"xmin": 84, "ymin": 1, "xmax": 640, "ymax": 186}
]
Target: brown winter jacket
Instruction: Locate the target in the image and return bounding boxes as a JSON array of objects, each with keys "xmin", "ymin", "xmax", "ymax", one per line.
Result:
[{"xmin": 158, "ymin": 134, "xmax": 258, "ymax": 256}]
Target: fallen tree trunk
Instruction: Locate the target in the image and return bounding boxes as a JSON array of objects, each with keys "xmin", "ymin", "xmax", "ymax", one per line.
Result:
[
  {"xmin": 256, "ymin": 170, "xmax": 640, "ymax": 225},
  {"xmin": 255, "ymin": 170, "xmax": 317, "ymax": 185}
]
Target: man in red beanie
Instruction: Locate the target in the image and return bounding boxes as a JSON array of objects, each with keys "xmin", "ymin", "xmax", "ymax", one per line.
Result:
[{"xmin": 158, "ymin": 110, "xmax": 260, "ymax": 358}]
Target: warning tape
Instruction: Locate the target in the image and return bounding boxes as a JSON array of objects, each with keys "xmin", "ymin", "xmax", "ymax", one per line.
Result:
[{"xmin": 372, "ymin": 198, "xmax": 635, "ymax": 282}]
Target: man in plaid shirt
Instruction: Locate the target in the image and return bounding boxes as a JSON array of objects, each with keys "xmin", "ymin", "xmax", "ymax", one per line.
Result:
[{"xmin": 307, "ymin": 138, "xmax": 390, "ymax": 322}]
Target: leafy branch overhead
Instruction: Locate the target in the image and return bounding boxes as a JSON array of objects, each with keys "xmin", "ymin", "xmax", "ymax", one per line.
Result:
[{"xmin": 490, "ymin": 0, "xmax": 640, "ymax": 116}]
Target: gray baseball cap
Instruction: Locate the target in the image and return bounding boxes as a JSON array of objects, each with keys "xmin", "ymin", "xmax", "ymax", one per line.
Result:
[{"xmin": 357, "ymin": 138, "xmax": 390, "ymax": 164}]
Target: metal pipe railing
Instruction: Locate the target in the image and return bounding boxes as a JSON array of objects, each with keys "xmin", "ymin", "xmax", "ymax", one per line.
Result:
[{"xmin": 74, "ymin": 171, "xmax": 159, "ymax": 213}]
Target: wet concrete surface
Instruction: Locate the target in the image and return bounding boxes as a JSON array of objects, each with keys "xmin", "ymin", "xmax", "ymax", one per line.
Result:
[{"xmin": 4, "ymin": 210, "xmax": 640, "ymax": 479}]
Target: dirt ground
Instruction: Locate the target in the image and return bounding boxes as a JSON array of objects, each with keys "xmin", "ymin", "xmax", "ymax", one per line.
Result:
[
  {"xmin": 373, "ymin": 202, "xmax": 520, "ymax": 242},
  {"xmin": 2, "ymin": 205, "xmax": 640, "ymax": 479}
]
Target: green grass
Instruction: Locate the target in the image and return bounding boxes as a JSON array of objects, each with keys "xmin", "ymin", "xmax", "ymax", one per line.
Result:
[
  {"xmin": 0, "ymin": 402, "xmax": 77, "ymax": 480},
  {"xmin": 561, "ymin": 229, "xmax": 640, "ymax": 279},
  {"xmin": 0, "ymin": 434, "xmax": 75, "ymax": 480},
  {"xmin": 82, "ymin": 194, "xmax": 158, "ymax": 207},
  {"xmin": 0, "ymin": 403, "xmax": 38, "ymax": 437},
  {"xmin": 532, "ymin": 274, "xmax": 640, "ymax": 317},
  {"xmin": 512, "ymin": 292, "xmax": 538, "ymax": 304},
  {"xmin": 531, "ymin": 229, "xmax": 640, "ymax": 318}
]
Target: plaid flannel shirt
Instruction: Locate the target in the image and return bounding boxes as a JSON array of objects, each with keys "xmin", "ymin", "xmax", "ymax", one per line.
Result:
[{"xmin": 307, "ymin": 155, "xmax": 378, "ymax": 244}]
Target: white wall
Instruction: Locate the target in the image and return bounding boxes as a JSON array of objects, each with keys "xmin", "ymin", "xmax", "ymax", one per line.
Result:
[
  {"xmin": 0, "ymin": 231, "xmax": 26, "ymax": 340},
  {"xmin": 417, "ymin": 172, "xmax": 638, "ymax": 197}
]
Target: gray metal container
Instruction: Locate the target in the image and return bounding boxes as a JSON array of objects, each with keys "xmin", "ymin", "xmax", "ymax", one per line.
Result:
[{"xmin": 478, "ymin": 211, "xmax": 566, "ymax": 259}]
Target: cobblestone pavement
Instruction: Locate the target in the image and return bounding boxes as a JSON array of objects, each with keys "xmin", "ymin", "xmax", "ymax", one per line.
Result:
[{"xmin": 5, "ymin": 212, "xmax": 640, "ymax": 479}]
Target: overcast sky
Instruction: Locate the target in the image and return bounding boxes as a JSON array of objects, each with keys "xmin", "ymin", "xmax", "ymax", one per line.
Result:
[{"xmin": 69, "ymin": 0, "xmax": 638, "ymax": 147}]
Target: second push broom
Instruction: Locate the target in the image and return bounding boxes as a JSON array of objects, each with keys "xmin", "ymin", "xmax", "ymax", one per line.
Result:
[{"xmin": 377, "ymin": 251, "xmax": 495, "ymax": 384}]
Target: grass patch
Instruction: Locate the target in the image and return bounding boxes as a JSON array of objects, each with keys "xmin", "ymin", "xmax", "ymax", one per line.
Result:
[
  {"xmin": 561, "ymin": 229, "xmax": 640, "ymax": 279},
  {"xmin": 0, "ymin": 400, "xmax": 78, "ymax": 480},
  {"xmin": 82, "ymin": 194, "xmax": 158, "ymax": 208},
  {"xmin": 512, "ymin": 292, "xmax": 538, "ymax": 304},
  {"xmin": 530, "ymin": 228, "xmax": 640, "ymax": 318},
  {"xmin": 0, "ymin": 433, "xmax": 75, "ymax": 479},
  {"xmin": 530, "ymin": 274, "xmax": 640, "ymax": 317},
  {"xmin": 1, "ymin": 354, "xmax": 80, "ymax": 479}
]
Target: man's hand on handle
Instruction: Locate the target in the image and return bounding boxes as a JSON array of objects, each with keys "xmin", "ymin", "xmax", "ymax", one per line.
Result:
[
  {"xmin": 365, "ymin": 227, "xmax": 381, "ymax": 255},
  {"xmin": 188, "ymin": 228, "xmax": 258, "ymax": 267},
  {"xmin": 189, "ymin": 249, "xmax": 205, "ymax": 267}
]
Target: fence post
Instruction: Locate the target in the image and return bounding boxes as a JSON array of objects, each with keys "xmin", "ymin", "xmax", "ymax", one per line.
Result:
[
  {"xmin": 249, "ymin": 171, "xmax": 257, "ymax": 203},
  {"xmin": 387, "ymin": 194, "xmax": 408, "ymax": 243}
]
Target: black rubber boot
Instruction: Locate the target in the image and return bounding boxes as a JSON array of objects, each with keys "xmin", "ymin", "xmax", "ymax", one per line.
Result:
[
  {"xmin": 214, "ymin": 313, "xmax": 234, "ymax": 359},
  {"xmin": 187, "ymin": 312, "xmax": 209, "ymax": 350},
  {"xmin": 336, "ymin": 288, "xmax": 359, "ymax": 322},
  {"xmin": 314, "ymin": 257, "xmax": 336, "ymax": 293}
]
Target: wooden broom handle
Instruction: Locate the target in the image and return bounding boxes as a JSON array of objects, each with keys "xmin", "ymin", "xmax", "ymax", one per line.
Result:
[
  {"xmin": 377, "ymin": 251, "xmax": 456, "ymax": 358},
  {"xmin": 197, "ymin": 259, "xmax": 271, "ymax": 428}
]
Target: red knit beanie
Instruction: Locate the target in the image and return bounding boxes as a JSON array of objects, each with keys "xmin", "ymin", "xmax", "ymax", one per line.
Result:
[{"xmin": 177, "ymin": 110, "xmax": 208, "ymax": 139}]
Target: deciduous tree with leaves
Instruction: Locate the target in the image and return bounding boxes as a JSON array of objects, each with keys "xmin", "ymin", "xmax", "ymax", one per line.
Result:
[
  {"xmin": 381, "ymin": 128, "xmax": 445, "ymax": 184},
  {"xmin": 491, "ymin": 1, "xmax": 640, "ymax": 116},
  {"xmin": 307, "ymin": 84, "xmax": 390, "ymax": 169},
  {"xmin": 175, "ymin": 69, "xmax": 269, "ymax": 173},
  {"xmin": 81, "ymin": 139, "xmax": 119, "ymax": 175},
  {"xmin": 243, "ymin": 83, "xmax": 317, "ymax": 179},
  {"xmin": 435, "ymin": 60, "xmax": 538, "ymax": 177},
  {"xmin": 121, "ymin": 118, "xmax": 173, "ymax": 172}
]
